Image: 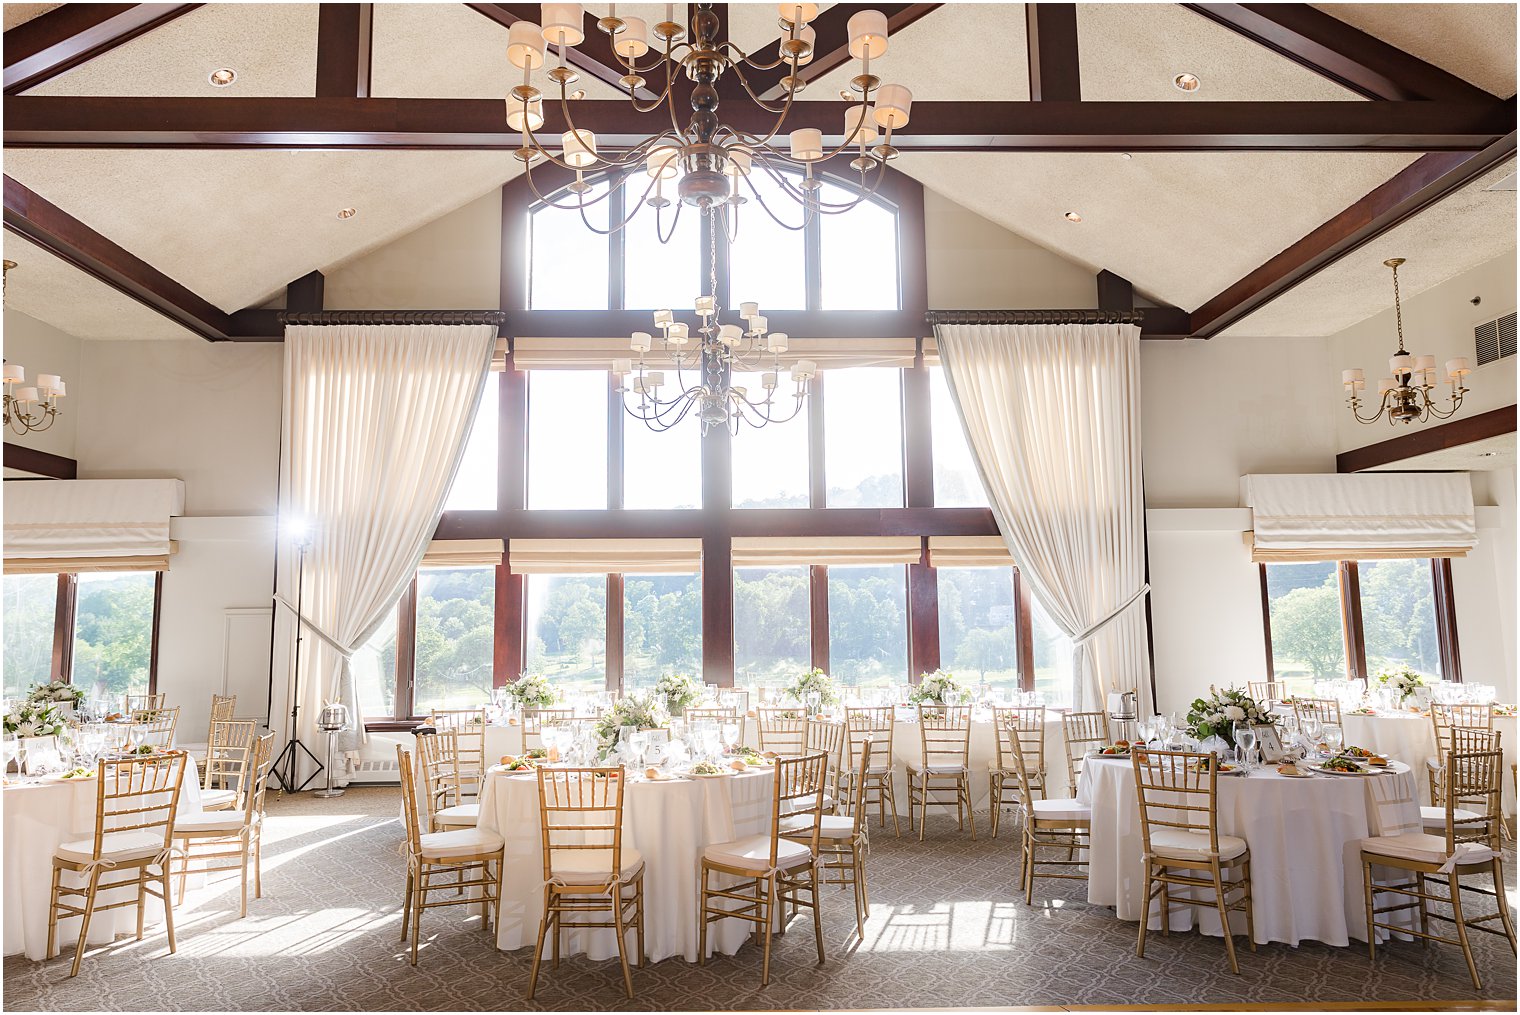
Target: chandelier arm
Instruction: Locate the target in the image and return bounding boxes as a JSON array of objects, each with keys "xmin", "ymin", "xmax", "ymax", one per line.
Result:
[
  {"xmin": 748, "ymin": 151, "xmax": 889, "ymax": 214},
  {"xmin": 738, "ymin": 169, "xmax": 810, "ymax": 233},
  {"xmin": 573, "ymin": 171, "xmax": 672, "ymax": 235},
  {"xmin": 626, "ymin": 48, "xmax": 689, "ymax": 114},
  {"xmin": 721, "ymin": 72, "xmax": 804, "ymax": 150},
  {"xmin": 521, "ymin": 164, "xmax": 623, "ymax": 211},
  {"xmin": 722, "ymin": 60, "xmax": 792, "ymax": 115},
  {"xmin": 656, "ymin": 199, "xmax": 684, "ymax": 244},
  {"xmin": 1348, "ymin": 392, "xmax": 1395, "ymax": 425}
]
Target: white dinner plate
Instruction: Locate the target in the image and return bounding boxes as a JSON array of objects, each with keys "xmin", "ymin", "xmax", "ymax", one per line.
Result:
[{"xmin": 1314, "ymin": 765, "xmax": 1377, "ymax": 776}]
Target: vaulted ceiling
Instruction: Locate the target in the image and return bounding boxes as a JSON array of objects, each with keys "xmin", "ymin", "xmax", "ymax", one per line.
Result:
[{"xmin": 2, "ymin": 2, "xmax": 1515, "ymax": 343}]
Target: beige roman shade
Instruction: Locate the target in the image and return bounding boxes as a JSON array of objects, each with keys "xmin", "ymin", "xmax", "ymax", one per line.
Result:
[
  {"xmin": 4, "ymin": 553, "xmax": 174, "ymax": 576},
  {"xmin": 783, "ymin": 337, "xmax": 918, "ymax": 369},
  {"xmin": 511, "ymin": 337, "xmax": 685, "ymax": 370},
  {"xmin": 419, "ymin": 539, "xmax": 505, "ymax": 569},
  {"xmin": 731, "ymin": 535, "xmax": 921, "ymax": 567},
  {"xmin": 508, "ymin": 538, "xmax": 702, "ymax": 574},
  {"xmin": 1242, "ymin": 473, "xmax": 1477, "ymax": 563},
  {"xmin": 927, "ymin": 535, "xmax": 1013, "ymax": 568},
  {"xmin": 3, "ymin": 479, "xmax": 183, "ymax": 575}
]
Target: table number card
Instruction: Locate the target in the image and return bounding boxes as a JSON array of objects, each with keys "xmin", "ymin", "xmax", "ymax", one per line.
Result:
[{"xmin": 1255, "ymin": 724, "xmax": 1287, "ymax": 762}]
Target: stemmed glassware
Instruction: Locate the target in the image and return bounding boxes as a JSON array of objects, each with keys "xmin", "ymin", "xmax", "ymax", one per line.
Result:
[
  {"xmin": 1323, "ymin": 723, "xmax": 1344, "ymax": 755},
  {"xmin": 1233, "ymin": 722, "xmax": 1257, "ymax": 772},
  {"xmin": 1300, "ymin": 714, "xmax": 1321, "ymax": 753}
]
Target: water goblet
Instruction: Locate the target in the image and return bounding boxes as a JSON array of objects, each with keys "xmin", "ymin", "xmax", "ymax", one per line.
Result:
[
  {"xmin": 1323, "ymin": 724, "xmax": 1344, "ymax": 755},
  {"xmin": 1234, "ymin": 723, "xmax": 1257, "ymax": 771}
]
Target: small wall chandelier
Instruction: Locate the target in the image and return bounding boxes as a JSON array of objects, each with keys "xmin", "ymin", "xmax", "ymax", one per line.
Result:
[
  {"xmin": 616, "ymin": 212, "xmax": 815, "ymax": 434},
  {"xmin": 506, "ymin": 2, "xmax": 913, "ymax": 238},
  {"xmin": 1, "ymin": 260, "xmax": 68, "ymax": 437},
  {"xmin": 1341, "ymin": 258, "xmax": 1471, "ymax": 426}
]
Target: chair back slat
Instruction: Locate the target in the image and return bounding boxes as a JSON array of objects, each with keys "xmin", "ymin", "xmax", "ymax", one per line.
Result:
[
  {"xmin": 523, "ymin": 708, "xmax": 574, "ymax": 746},
  {"xmin": 241, "ymin": 732, "xmax": 276, "ymax": 824},
  {"xmin": 1292, "ymin": 698, "xmax": 1342, "ymax": 731},
  {"xmin": 844, "ymin": 707, "xmax": 894, "ymax": 770},
  {"xmin": 203, "ymin": 718, "xmax": 258, "ymax": 797},
  {"xmin": 396, "ymin": 746, "xmax": 424, "ymax": 857},
  {"xmin": 1432, "ymin": 704, "xmax": 1495, "ymax": 764},
  {"xmin": 415, "ymin": 730, "xmax": 464, "ymax": 823},
  {"xmin": 757, "ymin": 708, "xmax": 808, "ymax": 757},
  {"xmin": 1246, "ymin": 680, "xmax": 1282, "ymax": 703},
  {"xmin": 1131, "ymin": 748, "xmax": 1222, "ymax": 855},
  {"xmin": 686, "ymin": 707, "xmax": 744, "ymax": 747},
  {"xmin": 209, "ymin": 694, "xmax": 237, "ymax": 723},
  {"xmin": 125, "ymin": 692, "xmax": 167, "ymax": 714},
  {"xmin": 536, "ymin": 767, "xmax": 627, "ymax": 885},
  {"xmin": 805, "ymin": 718, "xmax": 845, "ymax": 784},
  {"xmin": 1442, "ymin": 748, "xmax": 1505, "ymax": 852},
  {"xmin": 845, "ymin": 737, "xmax": 873, "ymax": 835},
  {"xmin": 769, "ymin": 752, "xmax": 828, "ymax": 864},
  {"xmin": 1006, "ymin": 732, "xmax": 1040, "ymax": 814},
  {"xmin": 92, "ymin": 751, "xmax": 188, "ymax": 857},
  {"xmin": 916, "ymin": 704, "xmax": 972, "ymax": 768},
  {"xmin": 994, "ymin": 706, "xmax": 1046, "ymax": 775},
  {"xmin": 132, "ymin": 706, "xmax": 181, "ymax": 748}
]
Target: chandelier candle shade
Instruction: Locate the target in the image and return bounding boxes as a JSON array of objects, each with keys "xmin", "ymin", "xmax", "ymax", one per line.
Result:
[
  {"xmin": 1341, "ymin": 258, "xmax": 1471, "ymax": 426},
  {"xmin": 1, "ymin": 261, "xmax": 67, "ymax": 437}
]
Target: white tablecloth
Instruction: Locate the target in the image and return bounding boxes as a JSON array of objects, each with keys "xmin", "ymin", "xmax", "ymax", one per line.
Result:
[
  {"xmin": 1336, "ymin": 711, "xmax": 1517, "ymax": 814},
  {"xmin": 477, "ymin": 765, "xmax": 776, "ymax": 962},
  {"xmin": 3, "ymin": 757, "xmax": 203, "ymax": 961},
  {"xmin": 1077, "ymin": 756, "xmax": 1420, "ymax": 947}
]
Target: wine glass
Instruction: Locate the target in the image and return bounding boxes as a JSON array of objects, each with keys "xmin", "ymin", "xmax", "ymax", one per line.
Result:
[
  {"xmin": 721, "ymin": 721, "xmax": 739, "ymax": 755},
  {"xmin": 1301, "ymin": 714, "xmax": 1321, "ymax": 751},
  {"xmin": 1234, "ymin": 723, "xmax": 1257, "ymax": 771},
  {"xmin": 1323, "ymin": 723, "xmax": 1344, "ymax": 755}
]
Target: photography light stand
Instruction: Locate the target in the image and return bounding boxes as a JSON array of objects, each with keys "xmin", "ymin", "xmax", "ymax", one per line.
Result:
[{"xmin": 272, "ymin": 529, "xmax": 325, "ymax": 794}]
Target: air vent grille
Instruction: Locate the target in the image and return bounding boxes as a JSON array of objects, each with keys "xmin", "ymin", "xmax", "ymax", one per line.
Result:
[{"xmin": 1474, "ymin": 311, "xmax": 1516, "ymax": 366}]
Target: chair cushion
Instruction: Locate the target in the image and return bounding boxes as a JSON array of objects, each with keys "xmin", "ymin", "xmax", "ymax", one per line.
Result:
[
  {"xmin": 418, "ymin": 827, "xmax": 504, "ymax": 860},
  {"xmin": 199, "ymin": 788, "xmax": 238, "ymax": 810},
  {"xmin": 1426, "ymin": 757, "xmax": 1442, "ymax": 771},
  {"xmin": 550, "ymin": 847, "xmax": 645, "ymax": 885},
  {"xmin": 1031, "ymin": 798, "xmax": 1090, "ymax": 821},
  {"xmin": 1419, "ymin": 805, "xmax": 1486, "ymax": 827},
  {"xmin": 1148, "ymin": 827, "xmax": 1247, "ymax": 862},
  {"xmin": 780, "ymin": 813, "xmax": 856, "ymax": 840},
  {"xmin": 781, "ymin": 794, "xmax": 834, "ymax": 815},
  {"xmin": 703, "ymin": 834, "xmax": 812, "ymax": 873},
  {"xmin": 174, "ymin": 810, "xmax": 257, "ymax": 834},
  {"xmin": 435, "ymin": 803, "xmax": 480, "ymax": 826},
  {"xmin": 56, "ymin": 830, "xmax": 166, "ymax": 864},
  {"xmin": 907, "ymin": 762, "xmax": 968, "ymax": 775},
  {"xmin": 1362, "ymin": 831, "xmax": 1492, "ymax": 866}
]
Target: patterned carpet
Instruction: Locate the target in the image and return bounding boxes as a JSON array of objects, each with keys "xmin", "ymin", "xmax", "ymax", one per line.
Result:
[{"xmin": 4, "ymin": 786, "xmax": 1515, "ymax": 1011}]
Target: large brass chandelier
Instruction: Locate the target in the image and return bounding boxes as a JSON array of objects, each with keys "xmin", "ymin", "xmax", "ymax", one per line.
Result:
[{"xmin": 1341, "ymin": 258, "xmax": 1472, "ymax": 426}]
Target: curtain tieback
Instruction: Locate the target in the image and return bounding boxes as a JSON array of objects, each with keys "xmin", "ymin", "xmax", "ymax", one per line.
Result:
[
  {"xmin": 1073, "ymin": 584, "xmax": 1151, "ymax": 645},
  {"xmin": 272, "ymin": 594, "xmax": 357, "ymax": 661}
]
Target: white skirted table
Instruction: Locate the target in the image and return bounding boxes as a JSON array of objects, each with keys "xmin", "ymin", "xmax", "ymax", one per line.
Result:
[
  {"xmin": 477, "ymin": 764, "xmax": 776, "ymax": 963},
  {"xmin": 1335, "ymin": 710, "xmax": 1517, "ymax": 814},
  {"xmin": 1077, "ymin": 755, "xmax": 1420, "ymax": 947},
  {"xmin": 2, "ymin": 757, "xmax": 203, "ymax": 961}
]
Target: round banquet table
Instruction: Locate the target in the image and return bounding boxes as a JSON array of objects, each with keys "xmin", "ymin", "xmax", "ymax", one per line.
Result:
[
  {"xmin": 2, "ymin": 756, "xmax": 203, "ymax": 961},
  {"xmin": 1076, "ymin": 755, "xmax": 1421, "ymax": 947},
  {"xmin": 1337, "ymin": 710, "xmax": 1517, "ymax": 814},
  {"xmin": 477, "ymin": 764, "xmax": 777, "ymax": 963}
]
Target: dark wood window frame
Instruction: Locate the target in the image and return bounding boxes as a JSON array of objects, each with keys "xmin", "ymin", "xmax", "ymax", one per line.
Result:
[
  {"xmin": 28, "ymin": 569, "xmax": 162, "ymax": 695},
  {"xmin": 1257, "ymin": 558, "xmax": 1462, "ymax": 685}
]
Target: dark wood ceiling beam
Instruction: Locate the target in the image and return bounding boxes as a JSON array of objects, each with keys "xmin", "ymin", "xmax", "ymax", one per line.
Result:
[
  {"xmin": 285, "ymin": 270, "xmax": 325, "ymax": 312},
  {"xmin": 2, "ymin": 174, "xmax": 233, "ymax": 342},
  {"xmin": 2, "ymin": 444, "xmax": 78, "ymax": 480},
  {"xmin": 5, "ymin": 95, "xmax": 1511, "ymax": 152},
  {"xmin": 1337, "ymin": 404, "xmax": 1516, "ymax": 473},
  {"xmin": 749, "ymin": 4, "xmax": 944, "ymax": 102},
  {"xmin": 1026, "ymin": 4, "xmax": 1081, "ymax": 102},
  {"xmin": 315, "ymin": 4, "xmax": 372, "ymax": 98},
  {"xmin": 1182, "ymin": 3, "xmax": 1493, "ymax": 102},
  {"xmin": 1189, "ymin": 130, "xmax": 1517, "ymax": 338},
  {"xmin": 465, "ymin": 3, "xmax": 656, "ymax": 101},
  {"xmin": 3, "ymin": 3, "xmax": 202, "ymax": 94},
  {"xmin": 1095, "ymin": 269, "xmax": 1134, "ymax": 311}
]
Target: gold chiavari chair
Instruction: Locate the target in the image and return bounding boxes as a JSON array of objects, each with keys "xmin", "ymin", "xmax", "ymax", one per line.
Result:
[
  {"xmin": 1423, "ymin": 728, "xmax": 1503, "ymax": 835},
  {"xmin": 685, "ymin": 706, "xmax": 745, "ymax": 748},
  {"xmin": 1430, "ymin": 703, "xmax": 1496, "ymax": 803},
  {"xmin": 805, "ymin": 717, "xmax": 846, "ymax": 812},
  {"xmin": 699, "ymin": 751, "xmax": 828, "ymax": 987},
  {"xmin": 47, "ymin": 750, "xmax": 188, "ymax": 977},
  {"xmin": 395, "ymin": 746, "xmax": 504, "ymax": 966},
  {"xmin": 1292, "ymin": 698, "xmax": 1343, "ymax": 738},
  {"xmin": 199, "ymin": 718, "xmax": 257, "ymax": 812},
  {"xmin": 1132, "ymin": 748, "xmax": 1255, "ymax": 974},
  {"xmin": 523, "ymin": 708, "xmax": 574, "ymax": 749},
  {"xmin": 527, "ymin": 766, "xmax": 647, "ymax": 1000},
  {"xmin": 844, "ymin": 707, "xmax": 900, "ymax": 838},
  {"xmin": 415, "ymin": 730, "xmax": 480, "ymax": 831},
  {"xmin": 757, "ymin": 707, "xmax": 808, "ymax": 757},
  {"xmin": 1008, "ymin": 731, "xmax": 1088, "ymax": 904},
  {"xmin": 990, "ymin": 706, "xmax": 1047, "ymax": 839},
  {"xmin": 430, "ymin": 707, "xmax": 487, "ymax": 797},
  {"xmin": 786, "ymin": 736, "xmax": 873, "ymax": 938},
  {"xmin": 1246, "ymin": 680, "xmax": 1283, "ymax": 704},
  {"xmin": 1362, "ymin": 748, "xmax": 1516, "ymax": 989},
  {"xmin": 132, "ymin": 706, "xmax": 181, "ymax": 748},
  {"xmin": 1061, "ymin": 711, "xmax": 1110, "ymax": 789},
  {"xmin": 907, "ymin": 704, "xmax": 976, "ymax": 842},
  {"xmin": 125, "ymin": 692, "xmax": 167, "ymax": 714},
  {"xmin": 173, "ymin": 731, "xmax": 274, "ymax": 916}
]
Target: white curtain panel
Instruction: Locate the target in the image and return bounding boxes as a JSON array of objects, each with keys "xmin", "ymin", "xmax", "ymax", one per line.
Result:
[
  {"xmin": 933, "ymin": 323, "xmax": 1149, "ymax": 713},
  {"xmin": 278, "ymin": 324, "xmax": 497, "ymax": 776}
]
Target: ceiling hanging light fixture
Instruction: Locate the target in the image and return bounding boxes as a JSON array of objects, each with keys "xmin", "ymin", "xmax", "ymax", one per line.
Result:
[
  {"xmin": 506, "ymin": 2, "xmax": 913, "ymax": 240},
  {"xmin": 1341, "ymin": 258, "xmax": 1471, "ymax": 426},
  {"xmin": 1, "ymin": 261, "xmax": 68, "ymax": 437}
]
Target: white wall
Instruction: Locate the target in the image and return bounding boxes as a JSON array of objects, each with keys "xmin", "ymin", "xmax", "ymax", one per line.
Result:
[
  {"xmin": 2, "ymin": 309, "xmax": 82, "ymax": 466},
  {"xmin": 924, "ymin": 189, "xmax": 1097, "ymax": 310}
]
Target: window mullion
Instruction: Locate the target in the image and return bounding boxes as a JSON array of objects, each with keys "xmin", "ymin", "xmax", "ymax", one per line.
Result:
[
  {"xmin": 52, "ymin": 572, "xmax": 77, "ymax": 682},
  {"xmin": 1014, "ymin": 567, "xmax": 1034, "ymax": 694},
  {"xmin": 396, "ymin": 577, "xmax": 418, "ymax": 720},
  {"xmin": 608, "ymin": 173, "xmax": 626, "ymax": 310},
  {"xmin": 1338, "ymin": 561, "xmax": 1367, "ymax": 682},
  {"xmin": 809, "ymin": 564, "xmax": 830, "ymax": 674},
  {"xmin": 1432, "ymin": 557, "xmax": 1463, "ymax": 683},
  {"xmin": 148, "ymin": 572, "xmax": 164, "ymax": 696},
  {"xmin": 607, "ymin": 572, "xmax": 625, "ymax": 694}
]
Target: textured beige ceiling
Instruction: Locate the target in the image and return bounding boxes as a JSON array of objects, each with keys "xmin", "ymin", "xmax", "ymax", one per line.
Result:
[
  {"xmin": 1223, "ymin": 159, "xmax": 1518, "ymax": 338},
  {"xmin": 1, "ymin": 234, "xmax": 201, "ymax": 341},
  {"xmin": 3, "ymin": 149, "xmax": 521, "ymax": 313},
  {"xmin": 896, "ymin": 150, "xmax": 1418, "ymax": 310},
  {"xmin": 24, "ymin": 3, "xmax": 318, "ymax": 96},
  {"xmin": 3, "ymin": 3, "xmax": 61, "ymax": 31},
  {"xmin": 1312, "ymin": 3, "xmax": 1517, "ymax": 98},
  {"xmin": 1366, "ymin": 433, "xmax": 1516, "ymax": 472}
]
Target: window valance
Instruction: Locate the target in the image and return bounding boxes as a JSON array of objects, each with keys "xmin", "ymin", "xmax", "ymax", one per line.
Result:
[
  {"xmin": 1241, "ymin": 473, "xmax": 1477, "ymax": 563},
  {"xmin": 508, "ymin": 538, "xmax": 702, "ymax": 574},
  {"xmin": 731, "ymin": 535, "xmax": 921, "ymax": 567},
  {"xmin": 420, "ymin": 539, "xmax": 505, "ymax": 569},
  {"xmin": 3, "ymin": 479, "xmax": 183, "ymax": 574},
  {"xmin": 509, "ymin": 336, "xmax": 919, "ymax": 371},
  {"xmin": 927, "ymin": 535, "xmax": 1013, "ymax": 568}
]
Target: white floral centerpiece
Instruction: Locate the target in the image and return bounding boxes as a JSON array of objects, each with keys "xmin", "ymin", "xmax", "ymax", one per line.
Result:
[
  {"xmin": 1375, "ymin": 663, "xmax": 1426, "ymax": 706},
  {"xmin": 784, "ymin": 667, "xmax": 840, "ymax": 716},
  {"xmin": 1186, "ymin": 685, "xmax": 1276, "ymax": 749},
  {"xmin": 504, "ymin": 673, "xmax": 557, "ymax": 711},
  {"xmin": 594, "ymin": 691, "xmax": 668, "ymax": 761},
  {"xmin": 27, "ymin": 680, "xmax": 84, "ymax": 709},
  {"xmin": 5, "ymin": 701, "xmax": 66, "ymax": 739},
  {"xmin": 909, "ymin": 669, "xmax": 964, "ymax": 706},
  {"xmin": 652, "ymin": 673, "xmax": 703, "ymax": 717}
]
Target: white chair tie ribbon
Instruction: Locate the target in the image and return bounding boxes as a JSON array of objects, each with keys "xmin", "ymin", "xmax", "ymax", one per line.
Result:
[
  {"xmin": 544, "ymin": 875, "xmax": 627, "ymax": 899},
  {"xmin": 1438, "ymin": 843, "xmax": 1496, "ymax": 874},
  {"xmin": 77, "ymin": 856, "xmax": 118, "ymax": 879}
]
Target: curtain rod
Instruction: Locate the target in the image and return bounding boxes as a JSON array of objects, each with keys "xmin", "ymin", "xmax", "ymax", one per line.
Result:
[
  {"xmin": 278, "ymin": 311, "xmax": 509, "ymax": 326},
  {"xmin": 924, "ymin": 309, "xmax": 1146, "ymax": 326}
]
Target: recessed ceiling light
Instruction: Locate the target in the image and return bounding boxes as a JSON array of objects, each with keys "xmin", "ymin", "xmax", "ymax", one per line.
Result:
[
  {"xmin": 1173, "ymin": 72, "xmax": 1201, "ymax": 93},
  {"xmin": 569, "ymin": 88, "xmax": 587, "ymax": 100},
  {"xmin": 337, "ymin": 207, "xmax": 357, "ymax": 220},
  {"xmin": 1063, "ymin": 211, "xmax": 1083, "ymax": 223},
  {"xmin": 1479, "ymin": 451, "xmax": 1499, "ymax": 457},
  {"xmin": 208, "ymin": 68, "xmax": 236, "ymax": 87},
  {"xmin": 1119, "ymin": 152, "xmax": 1134, "ymax": 160}
]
